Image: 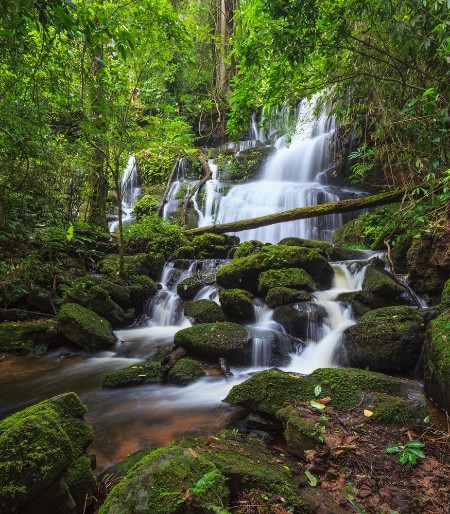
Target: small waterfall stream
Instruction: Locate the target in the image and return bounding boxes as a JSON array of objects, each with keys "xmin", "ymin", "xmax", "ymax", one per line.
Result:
[{"xmin": 109, "ymin": 155, "xmax": 140, "ymax": 233}]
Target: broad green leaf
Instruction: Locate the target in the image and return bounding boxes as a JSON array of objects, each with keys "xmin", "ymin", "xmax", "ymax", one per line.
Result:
[
  {"xmin": 304, "ymin": 470, "xmax": 318, "ymax": 487},
  {"xmin": 309, "ymin": 400, "xmax": 325, "ymax": 410}
]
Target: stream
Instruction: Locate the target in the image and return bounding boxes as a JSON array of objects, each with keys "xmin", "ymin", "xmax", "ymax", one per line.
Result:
[{"xmin": 0, "ymin": 97, "xmax": 385, "ymax": 473}]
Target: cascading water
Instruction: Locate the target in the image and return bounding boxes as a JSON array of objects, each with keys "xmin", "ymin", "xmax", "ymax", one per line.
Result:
[{"xmin": 109, "ymin": 155, "xmax": 140, "ymax": 233}]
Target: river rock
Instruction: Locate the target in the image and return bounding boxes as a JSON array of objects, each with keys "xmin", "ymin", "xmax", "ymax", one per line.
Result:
[
  {"xmin": 273, "ymin": 302, "xmax": 326, "ymax": 339},
  {"xmin": 441, "ymin": 278, "xmax": 450, "ymax": 310},
  {"xmin": 332, "ymin": 217, "xmax": 365, "ymax": 247},
  {"xmin": 102, "ymin": 361, "xmax": 163, "ymax": 388},
  {"xmin": 57, "ymin": 303, "xmax": 117, "ymax": 352},
  {"xmin": 216, "ymin": 244, "xmax": 334, "ymax": 294},
  {"xmin": 343, "ymin": 305, "xmax": 425, "ymax": 372},
  {"xmin": 258, "ymin": 268, "xmax": 316, "ymax": 297},
  {"xmin": 167, "ymin": 358, "xmax": 206, "ymax": 385},
  {"xmin": 216, "ymin": 145, "xmax": 276, "ymax": 183},
  {"xmin": 361, "ymin": 266, "xmax": 404, "ymax": 300},
  {"xmin": 265, "ymin": 287, "xmax": 312, "ymax": 308},
  {"xmin": 0, "ymin": 392, "xmax": 95, "ymax": 513},
  {"xmin": 190, "ymin": 232, "xmax": 237, "ymax": 259},
  {"xmin": 174, "ymin": 322, "xmax": 252, "ymax": 364},
  {"xmin": 99, "ymin": 253, "xmax": 164, "ymax": 281},
  {"xmin": 219, "ymin": 288, "xmax": 254, "ymax": 323},
  {"xmin": 424, "ymin": 313, "xmax": 450, "ymax": 412},
  {"xmin": 233, "ymin": 239, "xmax": 266, "ymax": 259},
  {"xmin": 184, "ymin": 299, "xmax": 225, "ymax": 324},
  {"xmin": 336, "ymin": 290, "xmax": 393, "ymax": 317},
  {"xmin": 177, "ymin": 268, "xmax": 216, "ymax": 300},
  {"xmin": 0, "ymin": 319, "xmax": 63, "ymax": 354},
  {"xmin": 277, "ymin": 407, "xmax": 325, "ymax": 457}
]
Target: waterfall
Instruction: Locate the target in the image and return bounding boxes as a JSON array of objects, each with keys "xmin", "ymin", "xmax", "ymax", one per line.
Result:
[
  {"xmin": 162, "ymin": 158, "xmax": 187, "ymax": 220},
  {"xmin": 196, "ymin": 94, "xmax": 360, "ymax": 243},
  {"xmin": 109, "ymin": 155, "xmax": 140, "ymax": 232}
]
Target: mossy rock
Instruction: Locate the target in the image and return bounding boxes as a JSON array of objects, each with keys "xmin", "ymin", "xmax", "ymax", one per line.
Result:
[
  {"xmin": 335, "ymin": 291, "xmax": 391, "ymax": 317},
  {"xmin": 258, "ymin": 268, "xmax": 316, "ymax": 297},
  {"xmin": 224, "ymin": 367, "xmax": 407, "ymax": 415},
  {"xmin": 70, "ymin": 275, "xmax": 131, "ymax": 308},
  {"xmin": 266, "ymin": 287, "xmax": 312, "ymax": 309},
  {"xmin": 216, "ymin": 146, "xmax": 276, "ymax": 183},
  {"xmin": 362, "ymin": 266, "xmax": 404, "ymax": 300},
  {"xmin": 273, "ymin": 302, "xmax": 326, "ymax": 339},
  {"xmin": 278, "ymin": 237, "xmax": 332, "ymax": 253},
  {"xmin": 190, "ymin": 233, "xmax": 236, "ymax": 259},
  {"xmin": 424, "ymin": 313, "xmax": 450, "ymax": 412},
  {"xmin": 102, "ymin": 361, "xmax": 162, "ymax": 388},
  {"xmin": 99, "ymin": 253, "xmax": 164, "ymax": 281},
  {"xmin": 99, "ymin": 446, "xmax": 230, "ymax": 514},
  {"xmin": 370, "ymin": 394, "xmax": 429, "ymax": 425},
  {"xmin": 177, "ymin": 269, "xmax": 216, "ymax": 300},
  {"xmin": 167, "ymin": 358, "xmax": 206, "ymax": 385},
  {"xmin": 0, "ymin": 319, "xmax": 61, "ymax": 355},
  {"xmin": 277, "ymin": 407, "xmax": 325, "ymax": 457},
  {"xmin": 127, "ymin": 275, "xmax": 158, "ymax": 310},
  {"xmin": 64, "ymin": 455, "xmax": 96, "ymax": 511},
  {"xmin": 343, "ymin": 306, "xmax": 425, "ymax": 372},
  {"xmin": 332, "ymin": 217, "xmax": 366, "ymax": 248},
  {"xmin": 63, "ymin": 283, "xmax": 126, "ymax": 327},
  {"xmin": 58, "ymin": 303, "xmax": 117, "ymax": 352},
  {"xmin": 174, "ymin": 322, "xmax": 252, "ymax": 364},
  {"xmin": 233, "ymin": 240, "xmax": 265, "ymax": 259},
  {"xmin": 184, "ymin": 299, "xmax": 225, "ymax": 324},
  {"xmin": 441, "ymin": 278, "xmax": 450, "ymax": 311},
  {"xmin": 216, "ymin": 244, "xmax": 333, "ymax": 294},
  {"xmin": 0, "ymin": 393, "xmax": 94, "ymax": 513},
  {"xmin": 219, "ymin": 288, "xmax": 254, "ymax": 323}
]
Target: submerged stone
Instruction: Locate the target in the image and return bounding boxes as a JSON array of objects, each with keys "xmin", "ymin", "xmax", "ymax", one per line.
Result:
[
  {"xmin": 343, "ymin": 305, "xmax": 425, "ymax": 372},
  {"xmin": 174, "ymin": 322, "xmax": 252, "ymax": 364}
]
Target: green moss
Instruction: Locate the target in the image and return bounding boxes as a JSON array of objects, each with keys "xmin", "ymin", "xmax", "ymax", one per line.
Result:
[
  {"xmin": 57, "ymin": 303, "xmax": 117, "ymax": 352},
  {"xmin": 174, "ymin": 322, "xmax": 252, "ymax": 364},
  {"xmin": 219, "ymin": 288, "xmax": 254, "ymax": 323},
  {"xmin": 167, "ymin": 358, "xmax": 206, "ymax": 385},
  {"xmin": 70, "ymin": 276, "xmax": 130, "ymax": 308},
  {"xmin": 424, "ymin": 313, "xmax": 450, "ymax": 412},
  {"xmin": 190, "ymin": 233, "xmax": 233, "ymax": 258},
  {"xmin": 64, "ymin": 455, "xmax": 96, "ymax": 510},
  {"xmin": 0, "ymin": 319, "xmax": 58, "ymax": 355},
  {"xmin": 441, "ymin": 278, "xmax": 450, "ymax": 310},
  {"xmin": 177, "ymin": 269, "xmax": 216, "ymax": 300},
  {"xmin": 99, "ymin": 446, "xmax": 229, "ymax": 514},
  {"xmin": 0, "ymin": 393, "xmax": 91, "ymax": 513},
  {"xmin": 184, "ymin": 299, "xmax": 226, "ymax": 324},
  {"xmin": 258, "ymin": 268, "xmax": 316, "ymax": 297},
  {"xmin": 102, "ymin": 361, "xmax": 162, "ymax": 388},
  {"xmin": 332, "ymin": 217, "xmax": 367, "ymax": 248},
  {"xmin": 277, "ymin": 407, "xmax": 325, "ymax": 457},
  {"xmin": 127, "ymin": 275, "xmax": 158, "ymax": 310},
  {"xmin": 216, "ymin": 244, "xmax": 333, "ymax": 294},
  {"xmin": 278, "ymin": 237, "xmax": 332, "ymax": 253},
  {"xmin": 362, "ymin": 266, "xmax": 404, "ymax": 299},
  {"xmin": 371, "ymin": 395, "xmax": 428, "ymax": 425},
  {"xmin": 233, "ymin": 240, "xmax": 265, "ymax": 259},
  {"xmin": 216, "ymin": 146, "xmax": 275, "ymax": 183},
  {"xmin": 99, "ymin": 253, "xmax": 164, "ymax": 281},
  {"xmin": 265, "ymin": 287, "xmax": 311, "ymax": 308}
]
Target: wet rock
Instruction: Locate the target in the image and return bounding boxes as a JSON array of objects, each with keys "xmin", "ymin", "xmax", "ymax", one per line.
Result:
[
  {"xmin": 259, "ymin": 268, "xmax": 316, "ymax": 297},
  {"xmin": 343, "ymin": 305, "xmax": 425, "ymax": 372},
  {"xmin": 265, "ymin": 287, "xmax": 312, "ymax": 308},
  {"xmin": 233, "ymin": 239, "xmax": 266, "ymax": 259},
  {"xmin": 190, "ymin": 233, "xmax": 236, "ymax": 259},
  {"xmin": 0, "ymin": 392, "xmax": 95, "ymax": 514},
  {"xmin": 57, "ymin": 303, "xmax": 117, "ymax": 352},
  {"xmin": 167, "ymin": 358, "xmax": 206, "ymax": 385},
  {"xmin": 177, "ymin": 269, "xmax": 216, "ymax": 300},
  {"xmin": 441, "ymin": 278, "xmax": 450, "ymax": 311},
  {"xmin": 336, "ymin": 290, "xmax": 393, "ymax": 317},
  {"xmin": 216, "ymin": 145, "xmax": 276, "ymax": 183},
  {"xmin": 99, "ymin": 253, "xmax": 164, "ymax": 281},
  {"xmin": 219, "ymin": 288, "xmax": 254, "ymax": 323},
  {"xmin": 174, "ymin": 322, "xmax": 252, "ymax": 364},
  {"xmin": 362, "ymin": 266, "xmax": 404, "ymax": 300},
  {"xmin": 273, "ymin": 302, "xmax": 326, "ymax": 339},
  {"xmin": 0, "ymin": 319, "xmax": 62, "ymax": 354},
  {"xmin": 184, "ymin": 299, "xmax": 225, "ymax": 324},
  {"xmin": 101, "ymin": 361, "xmax": 163, "ymax": 388},
  {"xmin": 277, "ymin": 407, "xmax": 325, "ymax": 457},
  {"xmin": 424, "ymin": 312, "xmax": 450, "ymax": 412},
  {"xmin": 332, "ymin": 218, "xmax": 366, "ymax": 247},
  {"xmin": 216, "ymin": 244, "xmax": 333, "ymax": 294}
]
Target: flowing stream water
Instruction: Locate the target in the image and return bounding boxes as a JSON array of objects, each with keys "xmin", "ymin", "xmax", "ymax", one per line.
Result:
[{"xmin": 0, "ymin": 100, "xmax": 380, "ymax": 472}]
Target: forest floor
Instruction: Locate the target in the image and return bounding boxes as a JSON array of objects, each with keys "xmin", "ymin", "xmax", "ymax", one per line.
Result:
[{"xmin": 298, "ymin": 406, "xmax": 450, "ymax": 514}]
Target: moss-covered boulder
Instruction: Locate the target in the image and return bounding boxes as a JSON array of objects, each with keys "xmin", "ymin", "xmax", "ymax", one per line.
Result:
[
  {"xmin": 219, "ymin": 288, "xmax": 254, "ymax": 323},
  {"xmin": 277, "ymin": 407, "xmax": 325, "ymax": 457},
  {"xmin": 184, "ymin": 299, "xmax": 225, "ymax": 324},
  {"xmin": 174, "ymin": 322, "xmax": 252, "ymax": 364},
  {"xmin": 58, "ymin": 303, "xmax": 117, "ymax": 352},
  {"xmin": 0, "ymin": 393, "xmax": 95, "ymax": 513},
  {"xmin": 424, "ymin": 313, "xmax": 450, "ymax": 412},
  {"xmin": 335, "ymin": 290, "xmax": 391, "ymax": 317},
  {"xmin": 273, "ymin": 303, "xmax": 326, "ymax": 339},
  {"xmin": 343, "ymin": 306, "xmax": 425, "ymax": 372},
  {"xmin": 99, "ymin": 446, "xmax": 230, "ymax": 514},
  {"xmin": 216, "ymin": 145, "xmax": 276, "ymax": 182},
  {"xmin": 102, "ymin": 361, "xmax": 163, "ymax": 388},
  {"xmin": 68, "ymin": 276, "xmax": 131, "ymax": 308},
  {"xmin": 266, "ymin": 287, "xmax": 312, "ymax": 309},
  {"xmin": 332, "ymin": 217, "xmax": 366, "ymax": 248},
  {"xmin": 177, "ymin": 268, "xmax": 216, "ymax": 300},
  {"xmin": 127, "ymin": 275, "xmax": 158, "ymax": 310},
  {"xmin": 258, "ymin": 268, "xmax": 316, "ymax": 297},
  {"xmin": 0, "ymin": 319, "xmax": 62, "ymax": 354},
  {"xmin": 361, "ymin": 266, "xmax": 404, "ymax": 300},
  {"xmin": 190, "ymin": 233, "xmax": 237, "ymax": 259},
  {"xmin": 216, "ymin": 245, "xmax": 333, "ymax": 294},
  {"xmin": 99, "ymin": 253, "xmax": 164, "ymax": 281},
  {"xmin": 233, "ymin": 239, "xmax": 265, "ymax": 259},
  {"xmin": 441, "ymin": 278, "xmax": 450, "ymax": 311},
  {"xmin": 167, "ymin": 358, "xmax": 206, "ymax": 385}
]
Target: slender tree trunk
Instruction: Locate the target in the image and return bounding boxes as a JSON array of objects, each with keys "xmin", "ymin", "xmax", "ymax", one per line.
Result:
[{"xmin": 186, "ymin": 189, "xmax": 405, "ymax": 236}]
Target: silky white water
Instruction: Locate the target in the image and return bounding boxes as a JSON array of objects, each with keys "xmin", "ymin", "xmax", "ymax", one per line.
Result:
[{"xmin": 109, "ymin": 155, "xmax": 140, "ymax": 233}]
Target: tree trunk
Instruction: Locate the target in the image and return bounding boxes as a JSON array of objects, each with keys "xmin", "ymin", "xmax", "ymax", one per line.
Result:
[
  {"xmin": 161, "ymin": 347, "xmax": 187, "ymax": 374},
  {"xmin": 186, "ymin": 189, "xmax": 405, "ymax": 236}
]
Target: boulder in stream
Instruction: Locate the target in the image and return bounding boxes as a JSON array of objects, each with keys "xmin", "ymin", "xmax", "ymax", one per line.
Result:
[
  {"xmin": 0, "ymin": 392, "xmax": 95, "ymax": 514},
  {"xmin": 57, "ymin": 303, "xmax": 117, "ymax": 352},
  {"xmin": 167, "ymin": 358, "xmax": 206, "ymax": 385},
  {"xmin": 258, "ymin": 267, "xmax": 316, "ymax": 297},
  {"xmin": 184, "ymin": 299, "xmax": 225, "ymax": 324},
  {"xmin": 174, "ymin": 322, "xmax": 252, "ymax": 364},
  {"xmin": 0, "ymin": 319, "xmax": 62, "ymax": 354},
  {"xmin": 273, "ymin": 302, "xmax": 326, "ymax": 339},
  {"xmin": 361, "ymin": 266, "xmax": 405, "ymax": 300},
  {"xmin": 342, "ymin": 305, "xmax": 425, "ymax": 372},
  {"xmin": 265, "ymin": 287, "xmax": 312, "ymax": 308},
  {"xmin": 177, "ymin": 268, "xmax": 216, "ymax": 300},
  {"xmin": 102, "ymin": 361, "xmax": 163, "ymax": 388},
  {"xmin": 219, "ymin": 288, "xmax": 254, "ymax": 323}
]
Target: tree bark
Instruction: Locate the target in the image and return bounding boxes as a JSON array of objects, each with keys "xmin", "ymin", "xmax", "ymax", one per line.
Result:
[
  {"xmin": 161, "ymin": 347, "xmax": 187, "ymax": 373},
  {"xmin": 180, "ymin": 156, "xmax": 212, "ymax": 226},
  {"xmin": 186, "ymin": 188, "xmax": 404, "ymax": 236}
]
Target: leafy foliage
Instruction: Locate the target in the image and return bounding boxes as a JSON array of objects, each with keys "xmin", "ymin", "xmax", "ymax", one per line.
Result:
[{"xmin": 385, "ymin": 440, "xmax": 426, "ymax": 465}]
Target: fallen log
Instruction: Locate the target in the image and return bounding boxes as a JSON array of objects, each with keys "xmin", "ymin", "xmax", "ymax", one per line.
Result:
[
  {"xmin": 161, "ymin": 347, "xmax": 187, "ymax": 373},
  {"xmin": 185, "ymin": 188, "xmax": 404, "ymax": 236}
]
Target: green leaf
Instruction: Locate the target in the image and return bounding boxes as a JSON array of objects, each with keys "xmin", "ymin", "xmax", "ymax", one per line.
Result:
[
  {"xmin": 405, "ymin": 440, "xmax": 425, "ymax": 449},
  {"xmin": 398, "ymin": 451, "xmax": 409, "ymax": 464},
  {"xmin": 385, "ymin": 444, "xmax": 402, "ymax": 454},
  {"xmin": 314, "ymin": 385, "xmax": 322, "ymax": 397},
  {"xmin": 309, "ymin": 400, "xmax": 325, "ymax": 410},
  {"xmin": 66, "ymin": 225, "xmax": 74, "ymax": 242},
  {"xmin": 304, "ymin": 470, "xmax": 319, "ymax": 487}
]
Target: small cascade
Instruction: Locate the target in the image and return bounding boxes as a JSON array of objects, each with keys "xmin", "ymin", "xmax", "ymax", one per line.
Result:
[
  {"xmin": 192, "ymin": 160, "xmax": 221, "ymax": 227},
  {"xmin": 109, "ymin": 155, "xmax": 140, "ymax": 232},
  {"xmin": 162, "ymin": 158, "xmax": 187, "ymax": 220}
]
